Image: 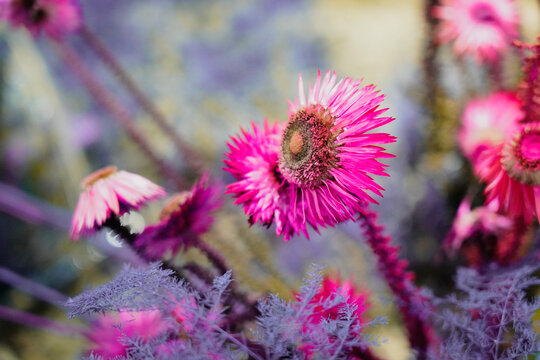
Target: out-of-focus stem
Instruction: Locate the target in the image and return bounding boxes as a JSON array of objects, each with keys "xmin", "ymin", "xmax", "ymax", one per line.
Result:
[
  {"xmin": 423, "ymin": 0, "xmax": 439, "ymax": 111},
  {"xmin": 195, "ymin": 240, "xmax": 229, "ymax": 275},
  {"xmin": 358, "ymin": 206, "xmax": 432, "ymax": 359},
  {"xmin": 51, "ymin": 40, "xmax": 184, "ymax": 189},
  {"xmin": 0, "ymin": 267, "xmax": 68, "ymax": 307},
  {"xmin": 0, "ymin": 305, "xmax": 86, "ymax": 336},
  {"xmin": 79, "ymin": 25, "xmax": 204, "ymax": 173}
]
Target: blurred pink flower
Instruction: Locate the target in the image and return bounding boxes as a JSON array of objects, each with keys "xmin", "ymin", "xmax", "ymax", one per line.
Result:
[
  {"xmin": 444, "ymin": 197, "xmax": 513, "ymax": 255},
  {"xmin": 458, "ymin": 91, "xmax": 523, "ymax": 173},
  {"xmin": 432, "ymin": 0, "xmax": 519, "ymax": 63},
  {"xmin": 134, "ymin": 174, "xmax": 222, "ymax": 259},
  {"xmin": 225, "ymin": 70, "xmax": 395, "ymax": 241},
  {"xmin": 86, "ymin": 310, "xmax": 168, "ymax": 359},
  {"xmin": 480, "ymin": 124, "xmax": 540, "ymax": 222},
  {"xmin": 0, "ymin": 0, "xmax": 81, "ymax": 39},
  {"xmin": 71, "ymin": 165, "xmax": 166, "ymax": 240}
]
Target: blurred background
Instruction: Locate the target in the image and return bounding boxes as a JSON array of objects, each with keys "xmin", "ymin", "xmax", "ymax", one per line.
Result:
[{"xmin": 0, "ymin": 0, "xmax": 539, "ymax": 358}]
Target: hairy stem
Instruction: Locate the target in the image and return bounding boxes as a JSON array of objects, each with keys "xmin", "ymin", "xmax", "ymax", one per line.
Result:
[
  {"xmin": 51, "ymin": 40, "xmax": 184, "ymax": 189},
  {"xmin": 358, "ymin": 206, "xmax": 432, "ymax": 359},
  {"xmin": 79, "ymin": 25, "xmax": 204, "ymax": 173}
]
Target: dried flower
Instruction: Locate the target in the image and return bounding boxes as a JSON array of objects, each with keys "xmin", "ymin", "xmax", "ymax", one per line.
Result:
[
  {"xmin": 225, "ymin": 70, "xmax": 395, "ymax": 240},
  {"xmin": 0, "ymin": 0, "xmax": 81, "ymax": 39},
  {"xmin": 70, "ymin": 166, "xmax": 166, "ymax": 240},
  {"xmin": 134, "ymin": 174, "xmax": 222, "ymax": 259},
  {"xmin": 432, "ymin": 0, "xmax": 519, "ymax": 63}
]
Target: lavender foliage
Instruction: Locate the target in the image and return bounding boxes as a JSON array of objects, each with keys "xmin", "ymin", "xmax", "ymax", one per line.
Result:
[
  {"xmin": 67, "ymin": 264, "xmax": 386, "ymax": 359},
  {"xmin": 430, "ymin": 264, "xmax": 540, "ymax": 360}
]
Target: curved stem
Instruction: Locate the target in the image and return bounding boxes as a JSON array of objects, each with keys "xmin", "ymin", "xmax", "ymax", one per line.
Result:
[
  {"xmin": 79, "ymin": 25, "xmax": 204, "ymax": 173},
  {"xmin": 195, "ymin": 240, "xmax": 229, "ymax": 275},
  {"xmin": 358, "ymin": 206, "xmax": 432, "ymax": 359},
  {"xmin": 51, "ymin": 40, "xmax": 184, "ymax": 189},
  {"xmin": 0, "ymin": 305, "xmax": 86, "ymax": 337}
]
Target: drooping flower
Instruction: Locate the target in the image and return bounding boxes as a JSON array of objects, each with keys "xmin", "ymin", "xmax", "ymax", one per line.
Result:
[
  {"xmin": 86, "ymin": 310, "xmax": 168, "ymax": 359},
  {"xmin": 0, "ymin": 0, "xmax": 81, "ymax": 39},
  {"xmin": 432, "ymin": 0, "xmax": 519, "ymax": 63},
  {"xmin": 458, "ymin": 91, "xmax": 523, "ymax": 172},
  {"xmin": 225, "ymin": 70, "xmax": 395, "ymax": 240},
  {"xmin": 134, "ymin": 174, "xmax": 222, "ymax": 259},
  {"xmin": 70, "ymin": 165, "xmax": 166, "ymax": 241},
  {"xmin": 479, "ymin": 124, "xmax": 540, "ymax": 222}
]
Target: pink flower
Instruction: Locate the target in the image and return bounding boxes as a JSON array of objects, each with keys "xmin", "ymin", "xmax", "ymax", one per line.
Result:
[
  {"xmin": 300, "ymin": 275, "xmax": 369, "ymax": 358},
  {"xmin": 0, "ymin": 0, "xmax": 81, "ymax": 39},
  {"xmin": 134, "ymin": 174, "xmax": 222, "ymax": 259},
  {"xmin": 432, "ymin": 0, "xmax": 519, "ymax": 63},
  {"xmin": 225, "ymin": 70, "xmax": 395, "ymax": 241},
  {"xmin": 86, "ymin": 310, "xmax": 168, "ymax": 359},
  {"xmin": 71, "ymin": 165, "xmax": 166, "ymax": 241},
  {"xmin": 480, "ymin": 124, "xmax": 540, "ymax": 222},
  {"xmin": 458, "ymin": 92, "xmax": 523, "ymax": 173},
  {"xmin": 444, "ymin": 197, "xmax": 513, "ymax": 255}
]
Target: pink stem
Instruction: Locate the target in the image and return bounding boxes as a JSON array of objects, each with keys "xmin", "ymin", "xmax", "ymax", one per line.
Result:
[
  {"xmin": 50, "ymin": 40, "xmax": 185, "ymax": 189},
  {"xmin": 0, "ymin": 267, "xmax": 68, "ymax": 307},
  {"xmin": 79, "ymin": 25, "xmax": 204, "ymax": 173},
  {"xmin": 0, "ymin": 305, "xmax": 86, "ymax": 337},
  {"xmin": 358, "ymin": 206, "xmax": 432, "ymax": 359}
]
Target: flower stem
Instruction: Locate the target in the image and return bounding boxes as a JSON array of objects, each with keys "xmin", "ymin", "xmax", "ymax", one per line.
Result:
[
  {"xmin": 195, "ymin": 240, "xmax": 229, "ymax": 275},
  {"xmin": 50, "ymin": 40, "xmax": 185, "ymax": 189},
  {"xmin": 0, "ymin": 267, "xmax": 68, "ymax": 307},
  {"xmin": 79, "ymin": 25, "xmax": 204, "ymax": 173},
  {"xmin": 358, "ymin": 206, "xmax": 432, "ymax": 358},
  {"xmin": 0, "ymin": 305, "xmax": 86, "ymax": 336}
]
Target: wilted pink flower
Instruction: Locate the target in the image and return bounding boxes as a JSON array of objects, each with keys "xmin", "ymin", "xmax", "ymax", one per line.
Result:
[
  {"xmin": 458, "ymin": 92, "xmax": 523, "ymax": 172},
  {"xmin": 86, "ymin": 310, "xmax": 168, "ymax": 359},
  {"xmin": 444, "ymin": 197, "xmax": 513, "ymax": 255},
  {"xmin": 432, "ymin": 0, "xmax": 519, "ymax": 63},
  {"xmin": 225, "ymin": 70, "xmax": 395, "ymax": 241},
  {"xmin": 0, "ymin": 0, "xmax": 81, "ymax": 39},
  {"xmin": 134, "ymin": 174, "xmax": 222, "ymax": 259},
  {"xmin": 480, "ymin": 124, "xmax": 540, "ymax": 222},
  {"xmin": 71, "ymin": 165, "xmax": 166, "ymax": 241}
]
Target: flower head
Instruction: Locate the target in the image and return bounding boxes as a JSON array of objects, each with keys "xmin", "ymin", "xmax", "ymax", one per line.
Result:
[
  {"xmin": 225, "ymin": 70, "xmax": 395, "ymax": 240},
  {"xmin": 459, "ymin": 92, "xmax": 523, "ymax": 172},
  {"xmin": 134, "ymin": 174, "xmax": 222, "ymax": 259},
  {"xmin": 70, "ymin": 165, "xmax": 166, "ymax": 241},
  {"xmin": 479, "ymin": 124, "xmax": 540, "ymax": 222},
  {"xmin": 0, "ymin": 0, "xmax": 81, "ymax": 39},
  {"xmin": 432, "ymin": 0, "xmax": 519, "ymax": 63},
  {"xmin": 86, "ymin": 310, "xmax": 168, "ymax": 359}
]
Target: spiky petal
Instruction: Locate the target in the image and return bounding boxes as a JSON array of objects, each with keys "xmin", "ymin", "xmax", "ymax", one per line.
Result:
[
  {"xmin": 70, "ymin": 166, "xmax": 166, "ymax": 241},
  {"xmin": 432, "ymin": 0, "xmax": 519, "ymax": 63}
]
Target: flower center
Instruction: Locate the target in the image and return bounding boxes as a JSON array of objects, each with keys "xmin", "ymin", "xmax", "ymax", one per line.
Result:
[
  {"xmin": 82, "ymin": 165, "xmax": 118, "ymax": 188},
  {"xmin": 160, "ymin": 192, "xmax": 190, "ymax": 220},
  {"xmin": 279, "ymin": 105, "xmax": 340, "ymax": 188},
  {"xmin": 502, "ymin": 127, "xmax": 540, "ymax": 185},
  {"xmin": 470, "ymin": 3, "xmax": 497, "ymax": 23}
]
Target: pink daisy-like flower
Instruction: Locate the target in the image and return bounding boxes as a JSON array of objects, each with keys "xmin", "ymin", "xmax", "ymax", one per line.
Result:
[
  {"xmin": 0, "ymin": 0, "xmax": 81, "ymax": 39},
  {"xmin": 432, "ymin": 0, "xmax": 519, "ymax": 63},
  {"xmin": 480, "ymin": 124, "xmax": 540, "ymax": 222},
  {"xmin": 134, "ymin": 174, "xmax": 222, "ymax": 259},
  {"xmin": 225, "ymin": 70, "xmax": 395, "ymax": 241},
  {"xmin": 458, "ymin": 91, "xmax": 523, "ymax": 173},
  {"xmin": 70, "ymin": 165, "xmax": 166, "ymax": 241},
  {"xmin": 86, "ymin": 310, "xmax": 168, "ymax": 359}
]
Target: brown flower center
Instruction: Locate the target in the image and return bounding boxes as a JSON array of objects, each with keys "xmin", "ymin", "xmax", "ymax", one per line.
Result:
[
  {"xmin": 279, "ymin": 105, "xmax": 340, "ymax": 188},
  {"xmin": 160, "ymin": 192, "xmax": 190, "ymax": 221},
  {"xmin": 502, "ymin": 127, "xmax": 540, "ymax": 185},
  {"xmin": 81, "ymin": 166, "xmax": 118, "ymax": 188}
]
